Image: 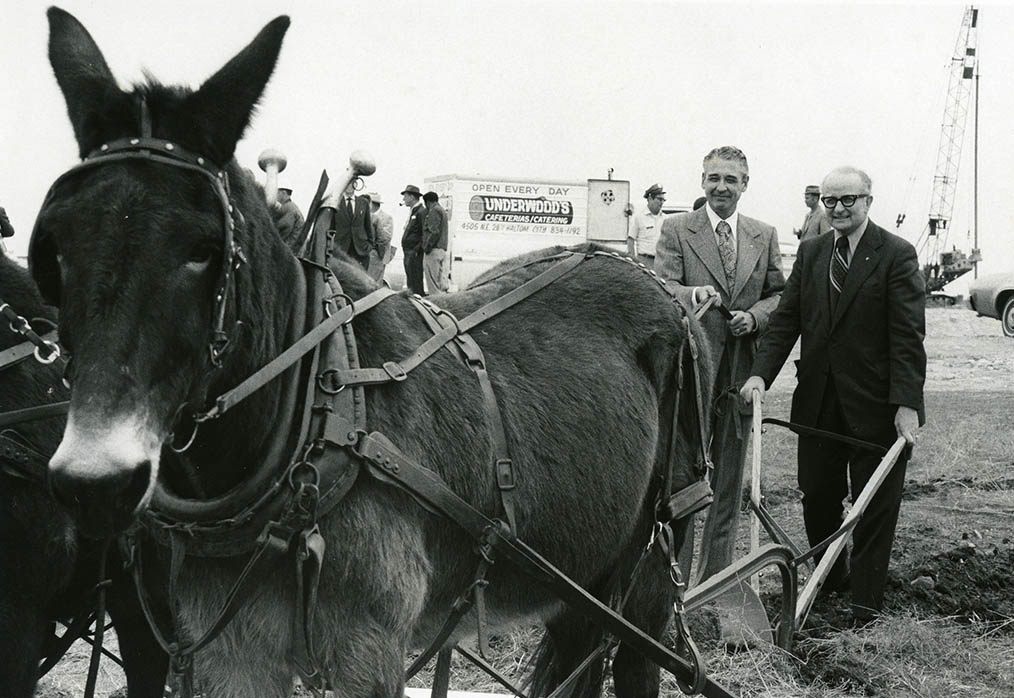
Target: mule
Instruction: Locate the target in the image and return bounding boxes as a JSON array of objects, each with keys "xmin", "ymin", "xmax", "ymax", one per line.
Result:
[
  {"xmin": 0, "ymin": 251, "xmax": 167, "ymax": 698},
  {"xmin": 34, "ymin": 8, "xmax": 712, "ymax": 698}
]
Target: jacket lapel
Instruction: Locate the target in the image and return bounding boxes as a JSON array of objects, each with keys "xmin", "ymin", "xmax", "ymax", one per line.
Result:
[
  {"xmin": 729, "ymin": 217, "xmax": 763, "ymax": 306},
  {"xmin": 685, "ymin": 208, "xmax": 731, "ymax": 294},
  {"xmin": 831, "ymin": 222, "xmax": 883, "ymax": 329},
  {"xmin": 814, "ymin": 233, "xmax": 834, "ymax": 331}
]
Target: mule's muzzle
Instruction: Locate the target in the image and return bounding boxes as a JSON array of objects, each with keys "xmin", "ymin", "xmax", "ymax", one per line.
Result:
[{"xmin": 49, "ymin": 460, "xmax": 152, "ymax": 538}]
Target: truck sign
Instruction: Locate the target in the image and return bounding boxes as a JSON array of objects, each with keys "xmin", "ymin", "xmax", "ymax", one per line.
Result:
[{"xmin": 424, "ymin": 174, "xmax": 629, "ymax": 289}]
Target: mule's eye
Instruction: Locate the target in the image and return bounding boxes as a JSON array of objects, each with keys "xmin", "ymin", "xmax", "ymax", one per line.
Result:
[{"xmin": 184, "ymin": 243, "xmax": 215, "ymax": 269}]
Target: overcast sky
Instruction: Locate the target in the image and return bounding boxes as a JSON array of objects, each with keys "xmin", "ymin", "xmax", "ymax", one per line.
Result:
[{"xmin": 2, "ymin": 0, "xmax": 1010, "ymax": 294}]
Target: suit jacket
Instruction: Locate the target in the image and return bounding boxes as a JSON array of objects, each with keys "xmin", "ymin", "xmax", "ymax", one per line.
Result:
[
  {"xmin": 655, "ymin": 207, "xmax": 785, "ymax": 385},
  {"xmin": 750, "ymin": 220, "xmax": 926, "ymax": 439},
  {"xmin": 334, "ymin": 194, "xmax": 373, "ymax": 256},
  {"xmin": 372, "ymin": 208, "xmax": 394, "ymax": 256},
  {"xmin": 799, "ymin": 207, "xmax": 831, "ymax": 242},
  {"xmin": 401, "ymin": 202, "xmax": 426, "ymax": 252},
  {"xmin": 423, "ymin": 202, "xmax": 449, "ymax": 252},
  {"xmin": 272, "ymin": 199, "xmax": 305, "ymax": 252}
]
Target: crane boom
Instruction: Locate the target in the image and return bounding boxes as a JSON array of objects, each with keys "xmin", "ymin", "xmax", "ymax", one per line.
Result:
[{"xmin": 918, "ymin": 6, "xmax": 981, "ymax": 297}]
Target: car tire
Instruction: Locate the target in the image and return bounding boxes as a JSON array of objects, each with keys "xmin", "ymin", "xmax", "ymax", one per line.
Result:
[{"xmin": 1002, "ymin": 296, "xmax": 1014, "ymax": 338}]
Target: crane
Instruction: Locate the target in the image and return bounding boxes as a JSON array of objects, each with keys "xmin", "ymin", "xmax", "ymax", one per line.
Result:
[{"xmin": 907, "ymin": 5, "xmax": 981, "ymax": 301}]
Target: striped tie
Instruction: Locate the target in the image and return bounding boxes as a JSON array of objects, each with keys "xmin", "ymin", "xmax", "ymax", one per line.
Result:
[{"xmin": 830, "ymin": 235, "xmax": 849, "ymax": 309}]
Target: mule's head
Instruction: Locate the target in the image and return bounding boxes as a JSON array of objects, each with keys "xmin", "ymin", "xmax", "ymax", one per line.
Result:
[{"xmin": 34, "ymin": 8, "xmax": 290, "ymax": 537}]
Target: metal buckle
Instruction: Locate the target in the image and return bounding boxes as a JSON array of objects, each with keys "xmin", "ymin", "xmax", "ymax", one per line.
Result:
[
  {"xmin": 495, "ymin": 458, "xmax": 515, "ymax": 490},
  {"xmin": 382, "ymin": 361, "xmax": 407, "ymax": 382}
]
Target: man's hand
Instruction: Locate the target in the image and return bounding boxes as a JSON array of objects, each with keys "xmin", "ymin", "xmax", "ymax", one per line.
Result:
[
  {"xmin": 692, "ymin": 285, "xmax": 720, "ymax": 305},
  {"xmin": 740, "ymin": 376, "xmax": 766, "ymax": 404},
  {"xmin": 729, "ymin": 310, "xmax": 755, "ymax": 337},
  {"xmin": 895, "ymin": 405, "xmax": 919, "ymax": 444}
]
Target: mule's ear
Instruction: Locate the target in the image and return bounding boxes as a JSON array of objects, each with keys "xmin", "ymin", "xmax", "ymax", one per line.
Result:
[
  {"xmin": 187, "ymin": 16, "xmax": 290, "ymax": 166},
  {"xmin": 47, "ymin": 7, "xmax": 126, "ymax": 156}
]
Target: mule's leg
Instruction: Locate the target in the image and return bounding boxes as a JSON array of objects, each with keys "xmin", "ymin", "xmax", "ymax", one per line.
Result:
[
  {"xmin": 0, "ymin": 602, "xmax": 47, "ymax": 698},
  {"xmin": 191, "ymin": 622, "xmax": 297, "ymax": 698},
  {"xmin": 528, "ymin": 611, "xmax": 608, "ymax": 698},
  {"xmin": 611, "ymin": 546, "xmax": 675, "ymax": 698},
  {"xmin": 106, "ymin": 549, "xmax": 169, "ymax": 698},
  {"xmin": 317, "ymin": 611, "xmax": 410, "ymax": 698}
]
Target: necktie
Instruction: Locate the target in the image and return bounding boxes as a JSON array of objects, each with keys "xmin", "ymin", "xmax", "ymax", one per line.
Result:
[
  {"xmin": 345, "ymin": 197, "xmax": 354, "ymax": 214},
  {"xmin": 716, "ymin": 220, "xmax": 736, "ymax": 286},
  {"xmin": 830, "ymin": 235, "xmax": 850, "ymax": 309}
]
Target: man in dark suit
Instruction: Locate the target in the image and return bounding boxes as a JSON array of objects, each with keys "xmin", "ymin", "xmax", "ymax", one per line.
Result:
[
  {"xmin": 400, "ymin": 184, "xmax": 426, "ymax": 295},
  {"xmin": 655, "ymin": 146, "xmax": 785, "ymax": 591},
  {"xmin": 741, "ymin": 165, "xmax": 926, "ymax": 623},
  {"xmin": 334, "ymin": 181, "xmax": 373, "ymax": 269}
]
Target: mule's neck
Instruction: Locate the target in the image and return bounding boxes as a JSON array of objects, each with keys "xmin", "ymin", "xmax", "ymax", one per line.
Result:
[{"xmin": 182, "ymin": 248, "xmax": 308, "ymax": 497}]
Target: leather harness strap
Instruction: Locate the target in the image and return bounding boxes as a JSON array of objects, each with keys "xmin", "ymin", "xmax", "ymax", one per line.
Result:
[
  {"xmin": 0, "ymin": 402, "xmax": 69, "ymax": 429},
  {"xmin": 0, "ymin": 430, "xmax": 50, "ymax": 483},
  {"xmin": 0, "ymin": 329, "xmax": 60, "ymax": 368},
  {"xmin": 352, "ymin": 431, "xmax": 736, "ymax": 698},
  {"xmin": 331, "ymin": 252, "xmax": 587, "ymax": 388},
  {"xmin": 409, "ymin": 296, "xmax": 519, "ymax": 537}
]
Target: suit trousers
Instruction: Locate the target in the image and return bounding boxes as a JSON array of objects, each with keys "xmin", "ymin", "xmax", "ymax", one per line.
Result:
[
  {"xmin": 797, "ymin": 377, "xmax": 908, "ymax": 618},
  {"xmin": 403, "ymin": 247, "xmax": 425, "ymax": 295},
  {"xmin": 694, "ymin": 346, "xmax": 752, "ymax": 583},
  {"xmin": 341, "ymin": 239, "xmax": 370, "ymax": 270},
  {"xmin": 424, "ymin": 248, "xmax": 448, "ymax": 293}
]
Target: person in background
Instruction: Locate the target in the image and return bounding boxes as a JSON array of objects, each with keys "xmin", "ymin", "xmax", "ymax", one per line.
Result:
[
  {"xmin": 628, "ymin": 183, "xmax": 667, "ymax": 265},
  {"xmin": 654, "ymin": 145, "xmax": 785, "ymax": 616},
  {"xmin": 422, "ymin": 191, "xmax": 449, "ymax": 293},
  {"xmin": 692, "ymin": 196, "xmax": 707, "ymax": 211},
  {"xmin": 273, "ymin": 186, "xmax": 305, "ymax": 252},
  {"xmin": 400, "ymin": 185, "xmax": 426, "ymax": 295},
  {"xmin": 334, "ymin": 181, "xmax": 373, "ymax": 269},
  {"xmin": 796, "ymin": 184, "xmax": 832, "ymax": 242},
  {"xmin": 742, "ymin": 165, "xmax": 925, "ymax": 625},
  {"xmin": 366, "ymin": 192, "xmax": 394, "ymax": 282}
]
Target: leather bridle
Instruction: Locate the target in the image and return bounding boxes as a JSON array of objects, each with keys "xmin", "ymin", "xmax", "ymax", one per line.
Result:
[{"xmin": 29, "ymin": 99, "xmax": 244, "ymax": 368}]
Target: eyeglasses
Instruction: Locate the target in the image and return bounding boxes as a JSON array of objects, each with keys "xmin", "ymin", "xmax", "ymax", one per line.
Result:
[
  {"xmin": 821, "ymin": 194, "xmax": 869, "ymax": 209},
  {"xmin": 652, "ymin": 195, "xmax": 666, "ymax": 201}
]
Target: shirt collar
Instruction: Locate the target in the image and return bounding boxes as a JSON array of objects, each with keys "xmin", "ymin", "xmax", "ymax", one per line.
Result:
[
  {"xmin": 834, "ymin": 217, "xmax": 870, "ymax": 258},
  {"xmin": 705, "ymin": 204, "xmax": 737, "ymax": 237}
]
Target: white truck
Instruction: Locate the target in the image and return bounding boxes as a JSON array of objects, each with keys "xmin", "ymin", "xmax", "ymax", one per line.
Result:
[{"xmin": 423, "ymin": 173, "xmax": 680, "ymax": 290}]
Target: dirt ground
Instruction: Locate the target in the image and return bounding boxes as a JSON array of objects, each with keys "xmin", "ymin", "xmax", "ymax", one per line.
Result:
[{"xmin": 33, "ymin": 307, "xmax": 1014, "ymax": 697}]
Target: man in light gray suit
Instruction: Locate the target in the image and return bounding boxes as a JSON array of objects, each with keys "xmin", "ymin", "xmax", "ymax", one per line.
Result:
[{"xmin": 655, "ymin": 146, "xmax": 785, "ymax": 597}]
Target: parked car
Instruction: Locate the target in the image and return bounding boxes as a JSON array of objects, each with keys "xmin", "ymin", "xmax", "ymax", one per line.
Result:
[{"xmin": 968, "ymin": 272, "xmax": 1014, "ymax": 337}]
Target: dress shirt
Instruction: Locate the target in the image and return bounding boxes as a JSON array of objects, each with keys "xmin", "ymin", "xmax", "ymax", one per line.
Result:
[
  {"xmin": 705, "ymin": 204, "xmax": 738, "ymax": 255},
  {"xmin": 831, "ymin": 217, "xmax": 870, "ymax": 266}
]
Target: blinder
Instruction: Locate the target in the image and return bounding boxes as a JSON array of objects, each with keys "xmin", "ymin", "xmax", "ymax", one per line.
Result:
[{"xmin": 28, "ymin": 134, "xmax": 245, "ymax": 366}]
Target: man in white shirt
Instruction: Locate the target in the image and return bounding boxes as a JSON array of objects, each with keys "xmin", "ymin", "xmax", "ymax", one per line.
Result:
[
  {"xmin": 654, "ymin": 146, "xmax": 785, "ymax": 601},
  {"xmin": 627, "ymin": 183, "xmax": 667, "ymax": 264}
]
